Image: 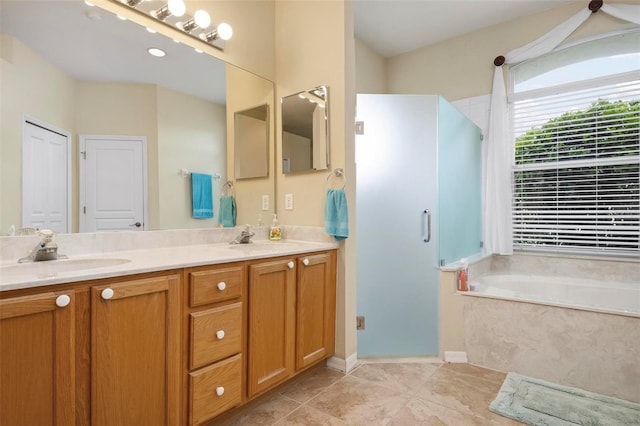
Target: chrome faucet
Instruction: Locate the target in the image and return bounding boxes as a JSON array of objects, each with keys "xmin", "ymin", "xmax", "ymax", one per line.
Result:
[
  {"xmin": 18, "ymin": 230, "xmax": 66, "ymax": 263},
  {"xmin": 230, "ymin": 224, "xmax": 254, "ymax": 245}
]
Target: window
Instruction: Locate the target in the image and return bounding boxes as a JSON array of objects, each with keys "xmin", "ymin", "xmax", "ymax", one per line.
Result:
[{"xmin": 510, "ymin": 31, "xmax": 640, "ymax": 255}]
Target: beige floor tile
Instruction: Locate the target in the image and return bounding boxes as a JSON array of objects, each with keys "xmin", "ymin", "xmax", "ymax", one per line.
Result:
[
  {"xmin": 307, "ymin": 375, "xmax": 409, "ymax": 425},
  {"xmin": 226, "ymin": 394, "xmax": 300, "ymax": 426},
  {"xmin": 414, "ymin": 367, "xmax": 509, "ymax": 423},
  {"xmin": 439, "ymin": 363, "xmax": 507, "ymax": 386},
  {"xmin": 279, "ymin": 367, "xmax": 345, "ymax": 403},
  {"xmin": 350, "ymin": 362, "xmax": 440, "ymax": 394},
  {"xmin": 274, "ymin": 405, "xmax": 347, "ymax": 425},
  {"xmin": 388, "ymin": 397, "xmax": 498, "ymax": 425}
]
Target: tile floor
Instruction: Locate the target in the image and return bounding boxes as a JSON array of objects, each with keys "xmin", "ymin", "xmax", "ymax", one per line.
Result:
[{"xmin": 223, "ymin": 361, "xmax": 524, "ymax": 425}]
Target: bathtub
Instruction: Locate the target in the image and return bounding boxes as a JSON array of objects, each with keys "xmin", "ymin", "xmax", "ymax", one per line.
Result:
[
  {"xmin": 469, "ymin": 273, "xmax": 639, "ymax": 317},
  {"xmin": 461, "ymin": 270, "xmax": 640, "ymax": 403}
]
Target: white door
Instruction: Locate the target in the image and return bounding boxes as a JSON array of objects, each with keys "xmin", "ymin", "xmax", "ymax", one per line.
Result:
[
  {"xmin": 22, "ymin": 118, "xmax": 71, "ymax": 233},
  {"xmin": 80, "ymin": 135, "xmax": 147, "ymax": 232}
]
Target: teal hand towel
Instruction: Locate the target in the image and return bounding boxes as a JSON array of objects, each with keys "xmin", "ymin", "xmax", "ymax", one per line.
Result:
[
  {"xmin": 325, "ymin": 188, "xmax": 349, "ymax": 240},
  {"xmin": 191, "ymin": 173, "xmax": 214, "ymax": 219},
  {"xmin": 219, "ymin": 195, "xmax": 236, "ymax": 227}
]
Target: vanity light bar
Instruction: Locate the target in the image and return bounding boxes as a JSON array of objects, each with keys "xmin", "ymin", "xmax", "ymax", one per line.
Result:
[{"xmin": 121, "ymin": 0, "xmax": 232, "ymax": 51}]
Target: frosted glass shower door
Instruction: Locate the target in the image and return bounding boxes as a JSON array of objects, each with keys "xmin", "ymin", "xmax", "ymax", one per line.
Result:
[{"xmin": 356, "ymin": 95, "xmax": 439, "ymax": 357}]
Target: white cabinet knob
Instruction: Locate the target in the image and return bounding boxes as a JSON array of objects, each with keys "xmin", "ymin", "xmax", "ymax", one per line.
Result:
[
  {"xmin": 101, "ymin": 288, "xmax": 114, "ymax": 300},
  {"xmin": 216, "ymin": 386, "xmax": 225, "ymax": 397},
  {"xmin": 55, "ymin": 294, "xmax": 71, "ymax": 308},
  {"xmin": 217, "ymin": 281, "xmax": 226, "ymax": 291},
  {"xmin": 287, "ymin": 261, "xmax": 294, "ymax": 269},
  {"xmin": 216, "ymin": 330, "xmax": 225, "ymax": 340},
  {"xmin": 302, "ymin": 258, "xmax": 310, "ymax": 266}
]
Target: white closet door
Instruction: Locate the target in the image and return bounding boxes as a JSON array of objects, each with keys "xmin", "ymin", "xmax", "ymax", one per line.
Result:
[
  {"xmin": 22, "ymin": 120, "xmax": 70, "ymax": 233},
  {"xmin": 80, "ymin": 135, "xmax": 147, "ymax": 232}
]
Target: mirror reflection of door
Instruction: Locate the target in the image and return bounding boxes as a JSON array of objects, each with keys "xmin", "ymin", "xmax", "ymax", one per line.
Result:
[
  {"xmin": 21, "ymin": 118, "xmax": 71, "ymax": 233},
  {"xmin": 79, "ymin": 135, "xmax": 147, "ymax": 232}
]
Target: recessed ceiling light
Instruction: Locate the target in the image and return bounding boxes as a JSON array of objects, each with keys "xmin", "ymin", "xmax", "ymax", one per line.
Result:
[
  {"xmin": 117, "ymin": 15, "xmax": 127, "ymax": 21},
  {"xmin": 146, "ymin": 27, "xmax": 157, "ymax": 34},
  {"xmin": 194, "ymin": 48, "xmax": 203, "ymax": 54},
  {"xmin": 147, "ymin": 48, "xmax": 166, "ymax": 57},
  {"xmin": 84, "ymin": 1, "xmax": 95, "ymax": 6}
]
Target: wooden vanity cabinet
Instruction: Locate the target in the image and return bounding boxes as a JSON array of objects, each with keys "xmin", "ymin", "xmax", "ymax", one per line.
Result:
[
  {"xmin": 185, "ymin": 262, "xmax": 246, "ymax": 426},
  {"xmin": 0, "ymin": 290, "xmax": 76, "ymax": 426},
  {"xmin": 296, "ymin": 251, "xmax": 337, "ymax": 371},
  {"xmin": 247, "ymin": 250, "xmax": 337, "ymax": 398},
  {"xmin": 90, "ymin": 274, "xmax": 181, "ymax": 426}
]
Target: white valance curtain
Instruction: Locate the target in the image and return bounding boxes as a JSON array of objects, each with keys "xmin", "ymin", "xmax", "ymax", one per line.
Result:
[{"xmin": 483, "ymin": 1, "xmax": 640, "ymax": 255}]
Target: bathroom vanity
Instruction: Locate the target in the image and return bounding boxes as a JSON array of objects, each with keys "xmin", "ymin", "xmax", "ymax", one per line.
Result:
[{"xmin": 0, "ymin": 238, "xmax": 337, "ymax": 426}]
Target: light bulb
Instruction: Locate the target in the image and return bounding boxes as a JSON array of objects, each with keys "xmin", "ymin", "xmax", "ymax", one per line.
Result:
[
  {"xmin": 216, "ymin": 22, "xmax": 233, "ymax": 40},
  {"xmin": 193, "ymin": 10, "xmax": 211, "ymax": 29},
  {"xmin": 167, "ymin": 0, "xmax": 185, "ymax": 17},
  {"xmin": 147, "ymin": 47, "xmax": 166, "ymax": 57}
]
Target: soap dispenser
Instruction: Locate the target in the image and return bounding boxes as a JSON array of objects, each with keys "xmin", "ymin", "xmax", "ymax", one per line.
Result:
[{"xmin": 269, "ymin": 214, "xmax": 281, "ymax": 241}]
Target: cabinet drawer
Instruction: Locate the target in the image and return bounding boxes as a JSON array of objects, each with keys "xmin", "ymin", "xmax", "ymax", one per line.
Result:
[
  {"xmin": 190, "ymin": 302, "xmax": 242, "ymax": 369},
  {"xmin": 190, "ymin": 354, "xmax": 242, "ymax": 426},
  {"xmin": 190, "ymin": 265, "xmax": 243, "ymax": 307}
]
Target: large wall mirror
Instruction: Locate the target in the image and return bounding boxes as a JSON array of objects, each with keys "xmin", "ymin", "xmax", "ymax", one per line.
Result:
[
  {"xmin": 0, "ymin": 0, "xmax": 275, "ymax": 234},
  {"xmin": 281, "ymin": 85, "xmax": 329, "ymax": 174}
]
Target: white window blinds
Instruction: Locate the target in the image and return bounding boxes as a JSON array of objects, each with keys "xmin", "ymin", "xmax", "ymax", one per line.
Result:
[{"xmin": 512, "ymin": 79, "xmax": 640, "ymax": 254}]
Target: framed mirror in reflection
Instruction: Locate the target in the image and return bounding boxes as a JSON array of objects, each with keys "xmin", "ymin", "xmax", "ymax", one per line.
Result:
[
  {"xmin": 0, "ymin": 0, "xmax": 275, "ymax": 234},
  {"xmin": 234, "ymin": 104, "xmax": 269, "ymax": 179},
  {"xmin": 281, "ymin": 85, "xmax": 329, "ymax": 174}
]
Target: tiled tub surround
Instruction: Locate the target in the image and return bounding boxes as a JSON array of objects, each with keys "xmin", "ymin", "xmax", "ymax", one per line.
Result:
[
  {"xmin": 0, "ymin": 226, "xmax": 337, "ymax": 291},
  {"xmin": 461, "ymin": 252, "xmax": 640, "ymax": 404}
]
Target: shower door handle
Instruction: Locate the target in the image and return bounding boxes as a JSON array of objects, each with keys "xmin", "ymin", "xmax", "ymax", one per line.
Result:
[{"xmin": 423, "ymin": 209, "xmax": 431, "ymax": 242}]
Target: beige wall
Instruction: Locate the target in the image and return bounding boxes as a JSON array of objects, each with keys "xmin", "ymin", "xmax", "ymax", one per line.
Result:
[
  {"xmin": 386, "ymin": 2, "xmax": 637, "ymax": 101},
  {"xmin": 355, "ymin": 37, "xmax": 387, "ymax": 94},
  {"xmin": 275, "ymin": 0, "xmax": 357, "ymax": 366},
  {"xmin": 0, "ymin": 35, "xmax": 76, "ymax": 235},
  {"xmin": 156, "ymin": 86, "xmax": 226, "ymax": 230}
]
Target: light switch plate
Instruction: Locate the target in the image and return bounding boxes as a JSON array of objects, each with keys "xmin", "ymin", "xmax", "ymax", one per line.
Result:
[
  {"xmin": 262, "ymin": 195, "xmax": 269, "ymax": 211},
  {"xmin": 284, "ymin": 193, "xmax": 293, "ymax": 210}
]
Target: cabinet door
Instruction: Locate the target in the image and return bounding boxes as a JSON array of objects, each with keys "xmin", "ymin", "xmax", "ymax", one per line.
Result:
[
  {"xmin": 91, "ymin": 275, "xmax": 180, "ymax": 426},
  {"xmin": 0, "ymin": 291, "xmax": 75, "ymax": 426},
  {"xmin": 247, "ymin": 258, "xmax": 296, "ymax": 397},
  {"xmin": 296, "ymin": 252, "xmax": 337, "ymax": 370}
]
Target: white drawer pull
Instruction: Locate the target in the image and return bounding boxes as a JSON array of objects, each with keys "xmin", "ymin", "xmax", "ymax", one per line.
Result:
[
  {"xmin": 56, "ymin": 294, "xmax": 71, "ymax": 308},
  {"xmin": 216, "ymin": 386, "xmax": 225, "ymax": 397},
  {"xmin": 101, "ymin": 288, "xmax": 114, "ymax": 300},
  {"xmin": 217, "ymin": 281, "xmax": 226, "ymax": 291},
  {"xmin": 216, "ymin": 330, "xmax": 225, "ymax": 340},
  {"xmin": 287, "ymin": 261, "xmax": 294, "ymax": 269},
  {"xmin": 302, "ymin": 258, "xmax": 310, "ymax": 266}
]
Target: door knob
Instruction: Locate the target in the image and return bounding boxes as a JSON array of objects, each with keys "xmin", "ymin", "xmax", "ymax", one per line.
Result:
[
  {"xmin": 216, "ymin": 330, "xmax": 225, "ymax": 340},
  {"xmin": 101, "ymin": 288, "xmax": 114, "ymax": 300},
  {"xmin": 129, "ymin": 222, "xmax": 142, "ymax": 228},
  {"xmin": 216, "ymin": 386, "xmax": 225, "ymax": 397},
  {"xmin": 302, "ymin": 258, "xmax": 310, "ymax": 266},
  {"xmin": 217, "ymin": 281, "xmax": 226, "ymax": 291},
  {"xmin": 56, "ymin": 294, "xmax": 71, "ymax": 308},
  {"xmin": 287, "ymin": 261, "xmax": 294, "ymax": 269}
]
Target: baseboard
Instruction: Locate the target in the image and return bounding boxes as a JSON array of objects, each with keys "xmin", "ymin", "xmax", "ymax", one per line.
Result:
[
  {"xmin": 326, "ymin": 352, "xmax": 358, "ymax": 373},
  {"xmin": 444, "ymin": 351, "xmax": 468, "ymax": 363}
]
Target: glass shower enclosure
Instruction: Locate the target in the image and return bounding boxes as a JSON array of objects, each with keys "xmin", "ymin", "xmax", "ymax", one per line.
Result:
[{"xmin": 355, "ymin": 94, "xmax": 482, "ymax": 357}]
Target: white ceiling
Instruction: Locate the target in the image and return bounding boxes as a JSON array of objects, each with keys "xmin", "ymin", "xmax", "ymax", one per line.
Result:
[{"xmin": 354, "ymin": 0, "xmax": 576, "ymax": 58}]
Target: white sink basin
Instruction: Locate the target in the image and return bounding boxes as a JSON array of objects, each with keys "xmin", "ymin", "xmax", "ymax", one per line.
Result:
[{"xmin": 1, "ymin": 258, "xmax": 131, "ymax": 281}]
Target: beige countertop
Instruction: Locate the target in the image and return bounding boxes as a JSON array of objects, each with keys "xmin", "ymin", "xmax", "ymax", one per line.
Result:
[{"xmin": 0, "ymin": 239, "xmax": 338, "ymax": 292}]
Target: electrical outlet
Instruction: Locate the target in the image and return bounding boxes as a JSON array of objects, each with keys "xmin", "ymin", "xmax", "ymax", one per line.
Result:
[
  {"xmin": 262, "ymin": 195, "xmax": 269, "ymax": 211},
  {"xmin": 284, "ymin": 193, "xmax": 294, "ymax": 210},
  {"xmin": 356, "ymin": 316, "xmax": 365, "ymax": 330}
]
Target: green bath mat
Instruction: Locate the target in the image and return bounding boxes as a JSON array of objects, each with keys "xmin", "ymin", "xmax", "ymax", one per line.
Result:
[{"xmin": 489, "ymin": 372, "xmax": 640, "ymax": 425}]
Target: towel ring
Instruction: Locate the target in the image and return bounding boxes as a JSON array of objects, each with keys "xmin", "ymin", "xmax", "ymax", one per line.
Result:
[
  {"xmin": 222, "ymin": 180, "xmax": 234, "ymax": 196},
  {"xmin": 326, "ymin": 168, "xmax": 346, "ymax": 189}
]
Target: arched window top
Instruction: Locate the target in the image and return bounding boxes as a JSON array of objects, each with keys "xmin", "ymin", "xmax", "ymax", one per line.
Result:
[{"xmin": 512, "ymin": 31, "xmax": 640, "ymax": 93}]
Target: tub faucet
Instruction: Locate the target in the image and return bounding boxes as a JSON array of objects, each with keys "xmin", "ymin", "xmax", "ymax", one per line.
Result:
[
  {"xmin": 230, "ymin": 224, "xmax": 254, "ymax": 244},
  {"xmin": 18, "ymin": 230, "xmax": 66, "ymax": 263}
]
